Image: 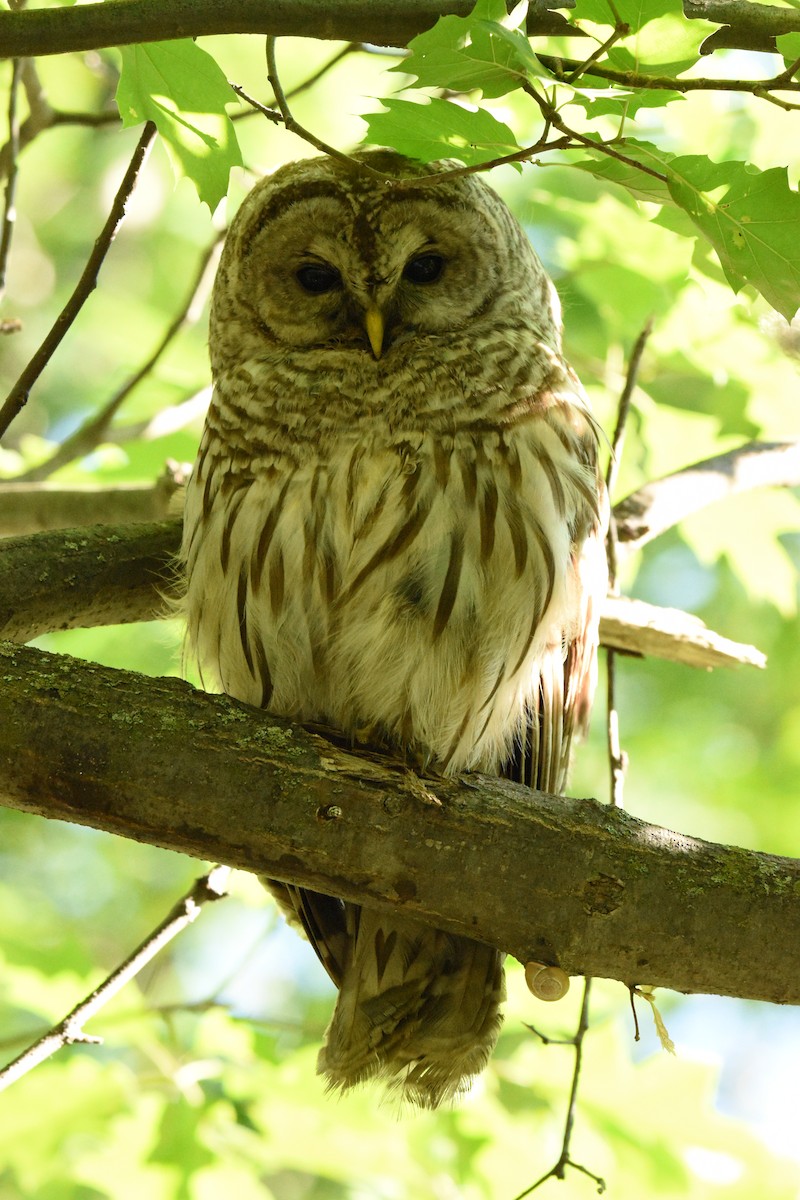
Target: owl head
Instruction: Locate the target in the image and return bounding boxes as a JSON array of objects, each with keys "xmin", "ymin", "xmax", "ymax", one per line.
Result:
[{"xmin": 209, "ymin": 150, "xmax": 561, "ymax": 379}]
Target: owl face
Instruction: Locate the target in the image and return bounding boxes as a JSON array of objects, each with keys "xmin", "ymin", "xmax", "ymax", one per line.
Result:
[{"xmin": 212, "ymin": 151, "xmax": 556, "ymax": 369}]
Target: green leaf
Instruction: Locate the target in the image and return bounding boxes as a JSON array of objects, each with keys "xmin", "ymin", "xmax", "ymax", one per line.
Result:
[
  {"xmin": 776, "ymin": 31, "xmax": 800, "ymax": 66},
  {"xmin": 394, "ymin": 0, "xmax": 540, "ymax": 98},
  {"xmin": 606, "ymin": 10, "xmax": 711, "ymax": 75},
  {"xmin": 116, "ymin": 41, "xmax": 242, "ymax": 210},
  {"xmin": 666, "ymin": 156, "xmax": 800, "ymax": 317},
  {"xmin": 573, "ymin": 138, "xmax": 675, "ymax": 204},
  {"xmin": 573, "ymin": 0, "xmax": 693, "ymax": 32},
  {"xmin": 362, "ymin": 97, "xmax": 521, "ymax": 166},
  {"xmin": 570, "ymin": 87, "xmax": 684, "ymax": 117}
]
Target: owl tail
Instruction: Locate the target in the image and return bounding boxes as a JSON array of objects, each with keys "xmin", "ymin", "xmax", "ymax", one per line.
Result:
[{"xmin": 317, "ymin": 906, "xmax": 505, "ymax": 1108}]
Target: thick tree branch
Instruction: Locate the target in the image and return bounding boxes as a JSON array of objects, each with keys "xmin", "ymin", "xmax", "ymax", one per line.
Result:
[
  {"xmin": 684, "ymin": 0, "xmax": 800, "ymax": 52},
  {"xmin": 0, "ymin": 639, "xmax": 797, "ymax": 1004},
  {"xmin": 0, "ymin": 1, "xmax": 571, "ymax": 58},
  {"xmin": 0, "ymin": 472, "xmax": 183, "ymax": 535},
  {"xmin": 0, "ymin": 518, "xmax": 765, "ymax": 668},
  {"xmin": 0, "ymin": 0, "xmax": 794, "ymax": 57}
]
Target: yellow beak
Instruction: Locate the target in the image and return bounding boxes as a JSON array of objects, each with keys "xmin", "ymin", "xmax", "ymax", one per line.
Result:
[{"xmin": 364, "ymin": 305, "xmax": 385, "ymax": 358}]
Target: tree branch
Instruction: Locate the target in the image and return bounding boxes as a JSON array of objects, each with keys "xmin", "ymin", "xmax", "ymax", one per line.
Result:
[
  {"xmin": 0, "ymin": 639, "xmax": 797, "ymax": 1005},
  {"xmin": 0, "ymin": 866, "xmax": 230, "ymax": 1091},
  {"xmin": 0, "ymin": 472, "xmax": 183, "ymax": 536},
  {"xmin": 0, "ymin": 122, "xmax": 156, "ymax": 440},
  {"xmin": 614, "ymin": 440, "xmax": 800, "ymax": 555},
  {"xmin": 0, "ymin": 0, "xmax": 795, "ymax": 57},
  {"xmin": 0, "ymin": 1, "xmax": 574, "ymax": 58},
  {"xmin": 683, "ymin": 0, "xmax": 800, "ymax": 53},
  {"xmin": 0, "ymin": 518, "xmax": 765, "ymax": 668}
]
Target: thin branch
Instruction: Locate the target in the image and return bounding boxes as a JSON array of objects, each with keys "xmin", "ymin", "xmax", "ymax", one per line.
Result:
[
  {"xmin": 600, "ymin": 595, "xmax": 766, "ymax": 671},
  {"xmin": 605, "ymin": 321, "xmax": 653, "ymax": 809},
  {"xmin": 522, "ymin": 82, "xmax": 669, "ymax": 185},
  {"xmin": 0, "ymin": 57, "xmax": 22, "ymax": 299},
  {"xmin": 537, "ymin": 54, "xmax": 800, "ymax": 97},
  {"xmin": 265, "ymin": 36, "xmax": 383, "ymax": 176},
  {"xmin": 563, "ymin": 24, "xmax": 629, "ymax": 86},
  {"xmin": 0, "ymin": 867, "xmax": 230, "ymax": 1092},
  {"xmin": 614, "ymin": 440, "xmax": 800, "ymax": 556},
  {"xmin": 387, "ymin": 134, "xmax": 575, "ymax": 188},
  {"xmin": 17, "ymin": 234, "xmax": 221, "ymax": 482},
  {"xmin": 0, "ymin": 121, "xmax": 157, "ymax": 442},
  {"xmin": 1, "ymin": 639, "xmax": 798, "ymax": 1003},
  {"xmin": 513, "ymin": 982, "xmax": 606, "ymax": 1198}
]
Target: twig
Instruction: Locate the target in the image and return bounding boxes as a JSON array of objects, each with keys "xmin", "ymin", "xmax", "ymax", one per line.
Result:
[
  {"xmin": 0, "ymin": 867, "xmax": 230, "ymax": 1092},
  {"xmin": 604, "ymin": 321, "xmax": 653, "ymax": 809},
  {"xmin": 514, "ymin": 981, "xmax": 606, "ymax": 1198},
  {"xmin": 605, "ymin": 319, "xmax": 653, "ymax": 583},
  {"xmin": 0, "ymin": 121, "xmax": 156, "ymax": 443},
  {"xmin": 18, "ymin": 233, "xmax": 222, "ymax": 482},
  {"xmin": 563, "ymin": 24, "xmax": 628, "ymax": 85},
  {"xmin": 522, "ymin": 81, "xmax": 670, "ymax": 184},
  {"xmin": 265, "ymin": 36, "xmax": 383, "ymax": 177},
  {"xmin": 387, "ymin": 135, "xmax": 574, "ymax": 188},
  {"xmin": 0, "ymin": 57, "xmax": 22, "ymax": 299},
  {"xmin": 537, "ymin": 53, "xmax": 800, "ymax": 98}
]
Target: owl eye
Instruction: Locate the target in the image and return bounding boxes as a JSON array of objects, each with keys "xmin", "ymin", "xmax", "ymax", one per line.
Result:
[
  {"xmin": 403, "ymin": 254, "xmax": 445, "ymax": 284},
  {"xmin": 296, "ymin": 264, "xmax": 342, "ymax": 295}
]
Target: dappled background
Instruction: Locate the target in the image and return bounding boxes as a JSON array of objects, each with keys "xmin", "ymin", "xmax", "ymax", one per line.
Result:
[{"xmin": 2, "ymin": 12, "xmax": 800, "ymax": 1199}]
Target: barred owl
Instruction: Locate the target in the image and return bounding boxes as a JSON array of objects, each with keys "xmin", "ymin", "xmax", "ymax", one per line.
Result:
[{"xmin": 181, "ymin": 150, "xmax": 606, "ymax": 1108}]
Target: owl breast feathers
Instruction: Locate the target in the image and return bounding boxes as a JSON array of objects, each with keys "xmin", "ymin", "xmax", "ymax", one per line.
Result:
[{"xmin": 181, "ymin": 149, "xmax": 607, "ymax": 1107}]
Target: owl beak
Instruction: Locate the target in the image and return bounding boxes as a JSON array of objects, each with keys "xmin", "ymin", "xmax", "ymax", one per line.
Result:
[{"xmin": 364, "ymin": 305, "xmax": 385, "ymax": 358}]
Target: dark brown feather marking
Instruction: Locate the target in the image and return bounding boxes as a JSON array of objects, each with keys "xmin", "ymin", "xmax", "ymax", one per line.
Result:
[
  {"xmin": 269, "ymin": 547, "xmax": 285, "ymax": 618},
  {"xmin": 539, "ymin": 449, "xmax": 566, "ymax": 518},
  {"xmin": 220, "ymin": 488, "xmax": 246, "ymax": 575},
  {"xmin": 510, "ymin": 518, "xmax": 556, "ymax": 677},
  {"xmin": 251, "ymin": 475, "xmax": 292, "ymax": 592},
  {"xmin": 374, "ymin": 928, "xmax": 398, "ymax": 985},
  {"xmin": 201, "ymin": 462, "xmax": 217, "ymax": 522},
  {"xmin": 401, "ymin": 460, "xmax": 422, "ymax": 509},
  {"xmin": 479, "ymin": 478, "xmax": 498, "ymax": 563},
  {"xmin": 237, "ymin": 564, "xmax": 255, "ymax": 677},
  {"xmin": 344, "ymin": 502, "xmax": 433, "ymax": 599},
  {"xmin": 321, "ymin": 544, "xmax": 337, "ymax": 606},
  {"xmin": 353, "ymin": 483, "xmax": 389, "ymax": 543},
  {"xmin": 502, "ymin": 436, "xmax": 523, "ymax": 490},
  {"xmin": 253, "ymin": 632, "xmax": 273, "ymax": 709},
  {"xmin": 346, "ymin": 444, "xmax": 364, "ymax": 513},
  {"xmin": 503, "ymin": 498, "xmax": 529, "ymax": 577},
  {"xmin": 441, "ymin": 705, "xmax": 473, "ymax": 771},
  {"xmin": 433, "ymin": 529, "xmax": 465, "ymax": 641},
  {"xmin": 434, "ymin": 437, "xmax": 452, "ymax": 490},
  {"xmin": 459, "ymin": 454, "xmax": 478, "ymax": 506}
]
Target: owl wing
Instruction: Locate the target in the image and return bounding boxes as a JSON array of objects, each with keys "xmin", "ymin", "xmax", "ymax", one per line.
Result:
[
  {"xmin": 503, "ymin": 522, "xmax": 606, "ymax": 794},
  {"xmin": 267, "ymin": 880, "xmax": 351, "ymax": 987}
]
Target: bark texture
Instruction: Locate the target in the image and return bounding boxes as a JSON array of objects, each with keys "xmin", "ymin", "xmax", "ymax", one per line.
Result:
[{"xmin": 1, "ymin": 639, "xmax": 798, "ymax": 1005}]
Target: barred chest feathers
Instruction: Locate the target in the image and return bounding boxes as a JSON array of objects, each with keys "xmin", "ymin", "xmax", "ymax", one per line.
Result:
[{"xmin": 182, "ymin": 403, "xmax": 599, "ymax": 776}]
